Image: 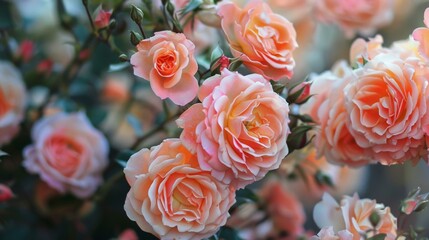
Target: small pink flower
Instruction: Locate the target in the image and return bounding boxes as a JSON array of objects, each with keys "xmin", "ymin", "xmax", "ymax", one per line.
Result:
[
  {"xmin": 23, "ymin": 112, "xmax": 109, "ymax": 198},
  {"xmin": 218, "ymin": 0, "xmax": 298, "ymax": 81},
  {"xmin": 0, "ymin": 61, "xmax": 26, "ymax": 146},
  {"xmin": 313, "ymin": 193, "xmax": 397, "ymax": 239},
  {"xmin": 177, "ymin": 69, "xmax": 290, "ymax": 188},
  {"xmin": 315, "ymin": 0, "xmax": 394, "ymax": 37},
  {"xmin": 130, "ymin": 31, "xmax": 199, "ymax": 105},
  {"xmin": 0, "ymin": 184, "xmax": 14, "ymax": 202},
  {"xmin": 94, "ymin": 6, "xmax": 112, "ymax": 29},
  {"xmin": 124, "ymin": 138, "xmax": 235, "ymax": 239}
]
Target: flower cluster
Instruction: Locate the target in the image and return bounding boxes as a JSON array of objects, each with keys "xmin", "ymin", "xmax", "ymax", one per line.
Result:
[{"xmin": 304, "ymin": 31, "xmax": 429, "ymax": 166}]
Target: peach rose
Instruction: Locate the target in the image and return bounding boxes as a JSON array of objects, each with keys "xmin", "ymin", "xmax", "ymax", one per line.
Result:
[
  {"xmin": 124, "ymin": 138, "xmax": 235, "ymax": 239},
  {"xmin": 0, "ymin": 61, "xmax": 26, "ymax": 146},
  {"xmin": 412, "ymin": 8, "xmax": 429, "ymax": 61},
  {"xmin": 315, "ymin": 0, "xmax": 394, "ymax": 37},
  {"xmin": 218, "ymin": 0, "xmax": 298, "ymax": 81},
  {"xmin": 344, "ymin": 53, "xmax": 429, "ymax": 165},
  {"xmin": 177, "ymin": 69, "xmax": 290, "ymax": 188},
  {"xmin": 130, "ymin": 31, "xmax": 198, "ymax": 106},
  {"xmin": 302, "ymin": 61, "xmax": 370, "ymax": 166},
  {"xmin": 313, "ymin": 193, "xmax": 397, "ymax": 240},
  {"xmin": 266, "ymin": 0, "xmax": 315, "ymax": 23},
  {"xmin": 23, "ymin": 112, "xmax": 109, "ymax": 198},
  {"xmin": 259, "ymin": 181, "xmax": 305, "ymax": 237}
]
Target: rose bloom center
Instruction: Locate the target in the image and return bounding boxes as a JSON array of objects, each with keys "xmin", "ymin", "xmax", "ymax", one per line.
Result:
[{"xmin": 43, "ymin": 134, "xmax": 84, "ymax": 177}]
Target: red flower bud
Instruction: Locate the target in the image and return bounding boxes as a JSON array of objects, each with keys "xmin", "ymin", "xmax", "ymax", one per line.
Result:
[
  {"xmin": 0, "ymin": 184, "xmax": 14, "ymax": 202},
  {"xmin": 18, "ymin": 40, "xmax": 34, "ymax": 62},
  {"xmin": 37, "ymin": 59, "xmax": 54, "ymax": 74},
  {"xmin": 94, "ymin": 6, "xmax": 112, "ymax": 29},
  {"xmin": 218, "ymin": 55, "xmax": 229, "ymax": 71}
]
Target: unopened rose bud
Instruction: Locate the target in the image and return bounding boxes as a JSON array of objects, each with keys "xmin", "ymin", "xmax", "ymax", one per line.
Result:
[
  {"xmin": 218, "ymin": 55, "xmax": 229, "ymax": 71},
  {"xmin": 18, "ymin": 40, "xmax": 34, "ymax": 62},
  {"xmin": 94, "ymin": 6, "xmax": 113, "ymax": 29},
  {"xmin": 196, "ymin": 4, "xmax": 221, "ymax": 28},
  {"xmin": 79, "ymin": 49, "xmax": 91, "ymax": 61},
  {"xmin": 0, "ymin": 184, "xmax": 14, "ymax": 202},
  {"xmin": 37, "ymin": 59, "xmax": 54, "ymax": 75},
  {"xmin": 130, "ymin": 31, "xmax": 142, "ymax": 46},
  {"xmin": 401, "ymin": 187, "xmax": 429, "ymax": 215},
  {"xmin": 130, "ymin": 5, "xmax": 144, "ymax": 23},
  {"xmin": 288, "ymin": 81, "xmax": 311, "ymax": 104}
]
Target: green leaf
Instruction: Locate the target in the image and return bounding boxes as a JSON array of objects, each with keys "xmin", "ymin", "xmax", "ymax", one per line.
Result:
[
  {"xmin": 0, "ymin": 150, "xmax": 8, "ymax": 158},
  {"xmin": 367, "ymin": 234, "xmax": 386, "ymax": 240},
  {"xmin": 116, "ymin": 160, "xmax": 127, "ymax": 168},
  {"xmin": 179, "ymin": 0, "xmax": 203, "ymax": 16},
  {"xmin": 369, "ymin": 211, "xmax": 380, "ymax": 227},
  {"xmin": 210, "ymin": 45, "xmax": 224, "ymax": 64},
  {"xmin": 108, "ymin": 62, "xmax": 131, "ymax": 72}
]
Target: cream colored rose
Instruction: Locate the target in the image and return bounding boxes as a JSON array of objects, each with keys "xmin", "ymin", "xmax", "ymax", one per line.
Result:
[
  {"xmin": 314, "ymin": 193, "xmax": 397, "ymax": 240},
  {"xmin": 0, "ymin": 61, "xmax": 26, "ymax": 145},
  {"xmin": 124, "ymin": 138, "xmax": 235, "ymax": 239}
]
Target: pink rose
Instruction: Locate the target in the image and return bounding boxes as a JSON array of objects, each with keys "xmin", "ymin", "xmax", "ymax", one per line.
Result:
[
  {"xmin": 315, "ymin": 0, "xmax": 394, "ymax": 37},
  {"xmin": 23, "ymin": 112, "xmax": 109, "ymax": 198},
  {"xmin": 130, "ymin": 31, "xmax": 199, "ymax": 106},
  {"xmin": 124, "ymin": 138, "xmax": 235, "ymax": 239},
  {"xmin": 177, "ymin": 69, "xmax": 290, "ymax": 188},
  {"xmin": 344, "ymin": 53, "xmax": 429, "ymax": 165},
  {"xmin": 313, "ymin": 193, "xmax": 397, "ymax": 240},
  {"xmin": 93, "ymin": 6, "xmax": 112, "ymax": 29},
  {"xmin": 266, "ymin": 0, "xmax": 315, "ymax": 23},
  {"xmin": 218, "ymin": 0, "xmax": 298, "ymax": 81},
  {"xmin": 303, "ymin": 61, "xmax": 370, "ymax": 166},
  {"xmin": 0, "ymin": 61, "xmax": 26, "ymax": 146}
]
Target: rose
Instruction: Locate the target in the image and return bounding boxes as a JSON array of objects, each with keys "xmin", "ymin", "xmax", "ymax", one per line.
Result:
[
  {"xmin": 218, "ymin": 0, "xmax": 298, "ymax": 81},
  {"xmin": 311, "ymin": 227, "xmax": 353, "ymax": 240},
  {"xmin": 177, "ymin": 69, "xmax": 290, "ymax": 188},
  {"xmin": 302, "ymin": 61, "xmax": 370, "ymax": 166},
  {"xmin": 344, "ymin": 53, "xmax": 429, "ymax": 165},
  {"xmin": 313, "ymin": 193, "xmax": 397, "ymax": 239},
  {"xmin": 23, "ymin": 112, "xmax": 109, "ymax": 198},
  {"xmin": 0, "ymin": 61, "xmax": 26, "ymax": 146},
  {"xmin": 315, "ymin": 0, "xmax": 394, "ymax": 37},
  {"xmin": 266, "ymin": 0, "xmax": 315, "ymax": 23},
  {"xmin": 259, "ymin": 181, "xmax": 305, "ymax": 237},
  {"xmin": 412, "ymin": 8, "xmax": 429, "ymax": 60},
  {"xmin": 124, "ymin": 138, "xmax": 235, "ymax": 240},
  {"xmin": 130, "ymin": 30, "xmax": 199, "ymax": 106}
]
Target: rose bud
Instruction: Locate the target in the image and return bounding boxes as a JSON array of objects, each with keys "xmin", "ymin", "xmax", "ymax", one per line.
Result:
[
  {"xmin": 94, "ymin": 6, "xmax": 112, "ymax": 29},
  {"xmin": 0, "ymin": 184, "xmax": 14, "ymax": 202}
]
